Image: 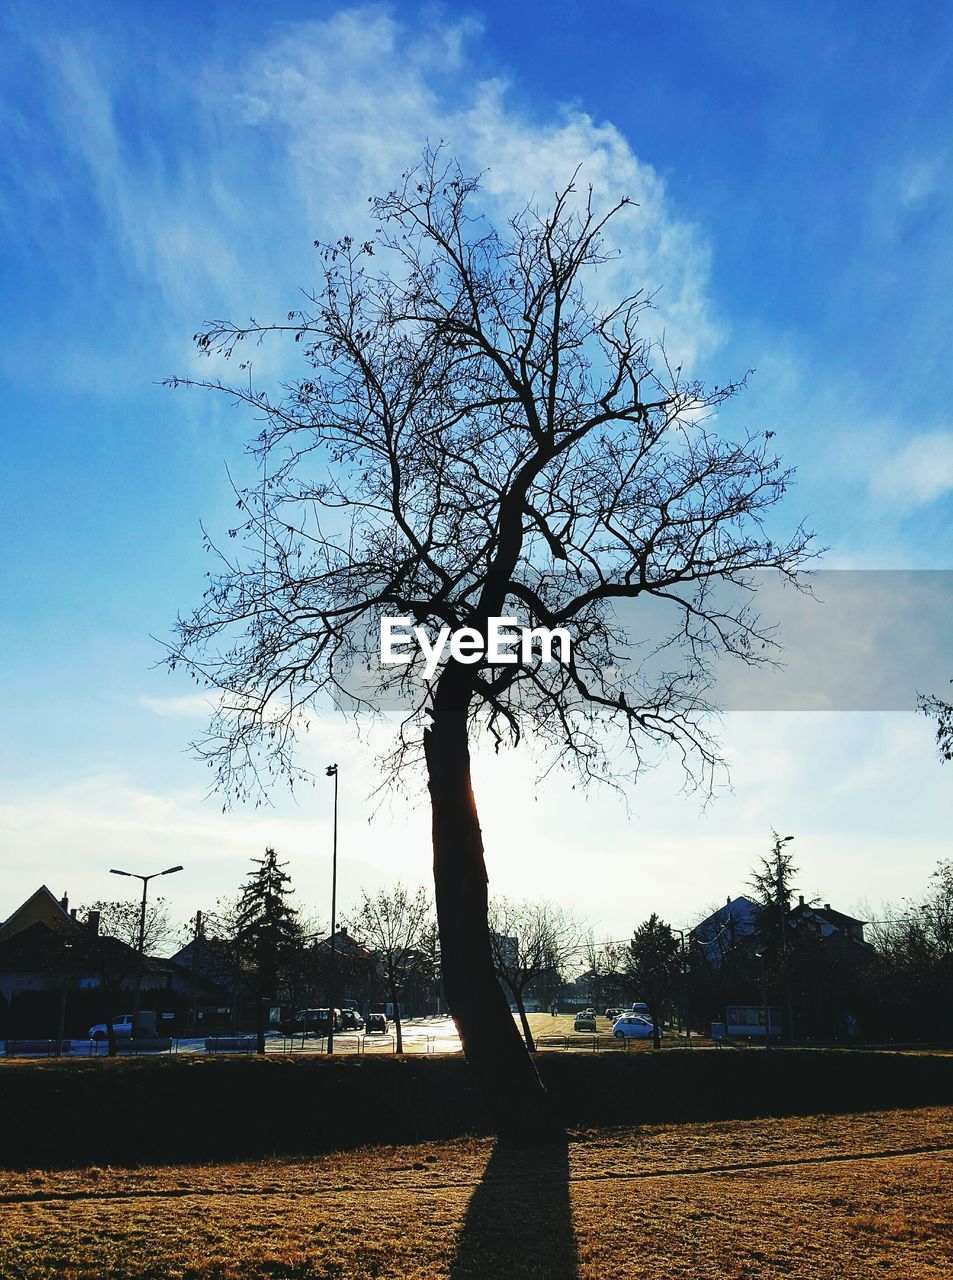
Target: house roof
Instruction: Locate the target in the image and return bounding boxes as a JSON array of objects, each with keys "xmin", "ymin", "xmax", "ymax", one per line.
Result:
[
  {"xmin": 0, "ymin": 920, "xmax": 137, "ymax": 974},
  {"xmin": 0, "ymin": 885, "xmax": 80, "ymax": 942},
  {"xmin": 791, "ymin": 903, "xmax": 866, "ymax": 929},
  {"xmin": 692, "ymin": 896, "xmax": 759, "ymax": 941}
]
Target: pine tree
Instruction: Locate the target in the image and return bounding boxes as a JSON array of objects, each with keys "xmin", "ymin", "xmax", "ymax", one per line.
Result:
[
  {"xmin": 626, "ymin": 914, "xmax": 681, "ymax": 1048},
  {"xmin": 235, "ymin": 847, "xmax": 300, "ymax": 1052}
]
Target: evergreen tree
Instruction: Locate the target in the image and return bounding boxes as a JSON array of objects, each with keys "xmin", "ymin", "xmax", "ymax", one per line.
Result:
[
  {"xmin": 235, "ymin": 847, "xmax": 300, "ymax": 1052},
  {"xmin": 626, "ymin": 914, "xmax": 681, "ymax": 1048},
  {"xmin": 748, "ymin": 831, "xmax": 801, "ymax": 1041}
]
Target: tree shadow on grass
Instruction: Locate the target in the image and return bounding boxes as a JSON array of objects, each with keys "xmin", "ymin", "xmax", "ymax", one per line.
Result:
[{"xmin": 448, "ymin": 1139, "xmax": 579, "ymax": 1279}]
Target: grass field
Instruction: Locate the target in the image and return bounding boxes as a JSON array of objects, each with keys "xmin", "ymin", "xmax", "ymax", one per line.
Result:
[{"xmin": 1, "ymin": 1107, "xmax": 949, "ymax": 1279}]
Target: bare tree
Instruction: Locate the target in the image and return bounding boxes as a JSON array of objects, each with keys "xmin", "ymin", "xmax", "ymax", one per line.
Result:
[
  {"xmin": 918, "ymin": 681, "xmax": 953, "ymax": 763},
  {"xmin": 583, "ymin": 931, "xmax": 629, "ymax": 1012},
  {"xmin": 165, "ymin": 147, "xmax": 813, "ymax": 1141},
  {"xmin": 489, "ymin": 898, "xmax": 582, "ymax": 1049},
  {"xmin": 78, "ymin": 898, "xmax": 174, "ymax": 956},
  {"xmin": 347, "ymin": 884, "xmax": 433, "ymax": 1052}
]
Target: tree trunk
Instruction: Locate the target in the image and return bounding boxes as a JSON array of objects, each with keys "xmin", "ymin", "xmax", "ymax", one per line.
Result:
[
  {"xmin": 390, "ymin": 978, "xmax": 403, "ymax": 1053},
  {"xmin": 513, "ymin": 988, "xmax": 536, "ymax": 1052},
  {"xmin": 255, "ymin": 994, "xmax": 266, "ymax": 1055},
  {"xmin": 425, "ymin": 700, "xmax": 561, "ymax": 1145}
]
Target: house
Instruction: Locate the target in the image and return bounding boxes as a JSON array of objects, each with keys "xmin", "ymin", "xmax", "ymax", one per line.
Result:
[
  {"xmin": 789, "ymin": 897, "xmax": 869, "ymax": 946},
  {"xmin": 691, "ymin": 896, "xmax": 760, "ymax": 966},
  {"xmin": 0, "ymin": 886, "xmax": 191, "ymax": 1038}
]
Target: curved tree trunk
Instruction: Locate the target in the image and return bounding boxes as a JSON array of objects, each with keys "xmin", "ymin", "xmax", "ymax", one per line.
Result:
[
  {"xmin": 425, "ymin": 700, "xmax": 561, "ymax": 1145},
  {"xmin": 513, "ymin": 989, "xmax": 537, "ymax": 1052}
]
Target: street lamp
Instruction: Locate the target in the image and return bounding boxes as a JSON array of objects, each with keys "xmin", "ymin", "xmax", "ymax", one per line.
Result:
[
  {"xmin": 755, "ymin": 951, "xmax": 771, "ymax": 1050},
  {"xmin": 672, "ymin": 927, "xmax": 692, "ymax": 1049},
  {"xmin": 110, "ymin": 865, "xmax": 183, "ymax": 1032},
  {"xmin": 326, "ymin": 764, "xmax": 338, "ymax": 1055}
]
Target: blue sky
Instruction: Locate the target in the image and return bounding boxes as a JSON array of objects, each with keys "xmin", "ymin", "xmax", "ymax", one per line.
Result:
[{"xmin": 1, "ymin": 1, "xmax": 950, "ymax": 939}]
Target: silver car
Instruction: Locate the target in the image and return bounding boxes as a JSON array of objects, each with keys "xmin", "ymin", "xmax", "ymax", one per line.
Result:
[{"xmin": 612, "ymin": 1014, "xmax": 658, "ymax": 1039}]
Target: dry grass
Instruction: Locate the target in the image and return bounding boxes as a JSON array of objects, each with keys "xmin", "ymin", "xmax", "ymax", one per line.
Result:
[{"xmin": 0, "ymin": 1107, "xmax": 949, "ymax": 1279}]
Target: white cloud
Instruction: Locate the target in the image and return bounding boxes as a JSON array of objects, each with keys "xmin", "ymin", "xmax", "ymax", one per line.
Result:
[
  {"xmin": 871, "ymin": 430, "xmax": 953, "ymax": 508},
  {"xmin": 138, "ymin": 694, "xmax": 219, "ymax": 719},
  {"xmin": 7, "ymin": 6, "xmax": 719, "ymax": 392}
]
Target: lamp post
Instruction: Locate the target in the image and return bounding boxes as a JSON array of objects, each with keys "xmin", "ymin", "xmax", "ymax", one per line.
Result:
[
  {"xmin": 755, "ymin": 951, "xmax": 771, "ymax": 1050},
  {"xmin": 55, "ymin": 937, "xmax": 74, "ymax": 1057},
  {"xmin": 326, "ymin": 764, "xmax": 339, "ymax": 1055},
  {"xmin": 110, "ymin": 865, "xmax": 183, "ymax": 1033},
  {"xmin": 671, "ymin": 927, "xmax": 692, "ymax": 1048}
]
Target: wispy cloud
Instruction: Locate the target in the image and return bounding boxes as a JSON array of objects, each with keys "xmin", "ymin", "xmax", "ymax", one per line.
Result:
[
  {"xmin": 871, "ymin": 430, "xmax": 953, "ymax": 509},
  {"xmin": 3, "ymin": 6, "xmax": 719, "ymax": 392}
]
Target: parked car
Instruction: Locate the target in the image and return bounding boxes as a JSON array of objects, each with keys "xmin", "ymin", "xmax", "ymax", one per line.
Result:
[
  {"xmin": 604, "ymin": 1007, "xmax": 622, "ymax": 1019},
  {"xmin": 613, "ymin": 1014, "xmax": 658, "ymax": 1039},
  {"xmin": 365, "ymin": 1012, "xmax": 388, "ymax": 1034},
  {"xmin": 291, "ymin": 1008, "xmax": 339, "ymax": 1035},
  {"xmin": 631, "ymin": 1002, "xmax": 650, "ymax": 1016},
  {"xmin": 88, "ymin": 1012, "xmax": 157, "ymax": 1041},
  {"xmin": 338, "ymin": 1008, "xmax": 364, "ymax": 1031},
  {"xmin": 573, "ymin": 1013, "xmax": 597, "ymax": 1033}
]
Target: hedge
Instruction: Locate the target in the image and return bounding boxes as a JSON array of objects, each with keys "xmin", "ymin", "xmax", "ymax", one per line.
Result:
[{"xmin": 0, "ymin": 1049, "xmax": 949, "ymax": 1168}]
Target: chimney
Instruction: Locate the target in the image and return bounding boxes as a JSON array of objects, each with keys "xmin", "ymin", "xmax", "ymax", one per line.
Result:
[
  {"xmin": 726, "ymin": 896, "xmax": 731, "ymax": 906},
  {"xmin": 70, "ymin": 908, "xmax": 78, "ymax": 920},
  {"xmin": 60, "ymin": 893, "xmax": 69, "ymax": 912},
  {"xmin": 798, "ymin": 895, "xmax": 805, "ymax": 907},
  {"xmin": 824, "ymin": 904, "xmax": 831, "ymax": 912},
  {"xmin": 87, "ymin": 910, "xmax": 100, "ymax": 936}
]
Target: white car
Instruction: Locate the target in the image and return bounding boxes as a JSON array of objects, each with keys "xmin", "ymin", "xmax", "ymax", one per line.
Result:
[{"xmin": 612, "ymin": 1014, "xmax": 658, "ymax": 1039}]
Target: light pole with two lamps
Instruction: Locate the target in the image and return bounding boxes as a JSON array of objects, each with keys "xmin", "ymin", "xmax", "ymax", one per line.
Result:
[{"xmin": 109, "ymin": 865, "xmax": 183, "ymax": 1036}]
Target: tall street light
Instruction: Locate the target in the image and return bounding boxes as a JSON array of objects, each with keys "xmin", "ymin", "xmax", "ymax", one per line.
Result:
[
  {"xmin": 110, "ymin": 865, "xmax": 183, "ymax": 1033},
  {"xmin": 326, "ymin": 764, "xmax": 339, "ymax": 1055}
]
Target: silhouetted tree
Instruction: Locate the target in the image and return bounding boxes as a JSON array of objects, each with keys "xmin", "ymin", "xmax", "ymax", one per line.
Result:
[
  {"xmin": 235, "ymin": 848, "xmax": 301, "ymax": 1052},
  {"xmin": 347, "ymin": 883, "xmax": 433, "ymax": 1052},
  {"xmin": 918, "ymin": 680, "xmax": 953, "ymax": 763},
  {"xmin": 626, "ymin": 914, "xmax": 681, "ymax": 1047},
  {"xmin": 489, "ymin": 899, "xmax": 582, "ymax": 1049},
  {"xmin": 78, "ymin": 898, "xmax": 173, "ymax": 956},
  {"xmin": 166, "ymin": 147, "xmax": 813, "ymax": 1140},
  {"xmin": 748, "ymin": 831, "xmax": 800, "ymax": 1041},
  {"xmin": 869, "ymin": 861, "xmax": 953, "ymax": 1040}
]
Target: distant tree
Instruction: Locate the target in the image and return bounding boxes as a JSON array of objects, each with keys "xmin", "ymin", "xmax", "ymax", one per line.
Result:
[
  {"xmin": 580, "ymin": 931, "xmax": 630, "ymax": 1012},
  {"xmin": 489, "ymin": 899, "xmax": 582, "ymax": 1049},
  {"xmin": 748, "ymin": 831, "xmax": 802, "ymax": 1041},
  {"xmin": 918, "ymin": 681, "xmax": 953, "ymax": 763},
  {"xmin": 347, "ymin": 884, "xmax": 433, "ymax": 1052},
  {"xmin": 870, "ymin": 861, "xmax": 953, "ymax": 1041},
  {"xmin": 626, "ymin": 914, "xmax": 681, "ymax": 1048},
  {"xmin": 77, "ymin": 897, "xmax": 174, "ymax": 956},
  {"xmin": 235, "ymin": 848, "xmax": 301, "ymax": 1052},
  {"xmin": 165, "ymin": 147, "xmax": 813, "ymax": 1140}
]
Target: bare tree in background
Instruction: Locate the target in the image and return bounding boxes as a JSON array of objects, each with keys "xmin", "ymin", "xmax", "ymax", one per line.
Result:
[
  {"xmin": 78, "ymin": 898, "xmax": 174, "ymax": 956},
  {"xmin": 583, "ymin": 931, "xmax": 628, "ymax": 1011},
  {"xmin": 347, "ymin": 883, "xmax": 433, "ymax": 1053},
  {"xmin": 165, "ymin": 147, "xmax": 813, "ymax": 1141},
  {"xmin": 489, "ymin": 898, "xmax": 582, "ymax": 1049}
]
